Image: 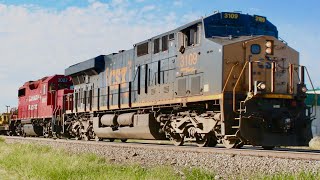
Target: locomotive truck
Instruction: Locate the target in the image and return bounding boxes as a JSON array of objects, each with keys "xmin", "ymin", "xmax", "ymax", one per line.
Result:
[{"xmin": 61, "ymin": 12, "xmax": 313, "ymax": 149}]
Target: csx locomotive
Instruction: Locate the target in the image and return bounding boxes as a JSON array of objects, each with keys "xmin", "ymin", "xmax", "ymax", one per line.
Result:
[{"xmin": 11, "ymin": 12, "xmax": 314, "ymax": 149}]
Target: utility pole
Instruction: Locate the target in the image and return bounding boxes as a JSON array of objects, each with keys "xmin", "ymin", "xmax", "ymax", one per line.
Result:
[{"xmin": 5, "ymin": 105, "xmax": 10, "ymax": 114}]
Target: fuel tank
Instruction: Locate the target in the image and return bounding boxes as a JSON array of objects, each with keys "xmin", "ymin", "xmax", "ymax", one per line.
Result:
[
  {"xmin": 93, "ymin": 113, "xmax": 165, "ymax": 140},
  {"xmin": 23, "ymin": 124, "xmax": 43, "ymax": 136}
]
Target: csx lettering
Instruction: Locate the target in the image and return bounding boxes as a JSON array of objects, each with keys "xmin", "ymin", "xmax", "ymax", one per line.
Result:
[
  {"xmin": 107, "ymin": 67, "xmax": 127, "ymax": 85},
  {"xmin": 180, "ymin": 53, "xmax": 198, "ymax": 68},
  {"xmin": 224, "ymin": 13, "xmax": 239, "ymax": 19}
]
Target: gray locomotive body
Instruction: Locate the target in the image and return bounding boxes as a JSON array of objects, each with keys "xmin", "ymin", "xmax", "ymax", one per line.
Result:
[{"xmin": 63, "ymin": 12, "xmax": 312, "ymax": 148}]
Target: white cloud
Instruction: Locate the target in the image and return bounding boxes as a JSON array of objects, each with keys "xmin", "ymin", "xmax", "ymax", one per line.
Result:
[
  {"xmin": 90, "ymin": 1, "xmax": 109, "ymax": 9},
  {"xmin": 248, "ymin": 8, "xmax": 261, "ymax": 14},
  {"xmin": 173, "ymin": 0, "xmax": 183, "ymax": 7},
  {"xmin": 141, "ymin": 5, "xmax": 156, "ymax": 12},
  {"xmin": 111, "ymin": 0, "xmax": 127, "ymax": 7},
  {"xmin": 0, "ymin": 2, "xmax": 197, "ymax": 112}
]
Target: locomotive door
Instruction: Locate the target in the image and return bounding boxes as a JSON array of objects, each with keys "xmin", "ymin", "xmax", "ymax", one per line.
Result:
[
  {"xmin": 188, "ymin": 73, "xmax": 203, "ymax": 96},
  {"xmin": 84, "ymin": 84, "xmax": 93, "ymax": 111},
  {"xmin": 175, "ymin": 76, "xmax": 188, "ymax": 97}
]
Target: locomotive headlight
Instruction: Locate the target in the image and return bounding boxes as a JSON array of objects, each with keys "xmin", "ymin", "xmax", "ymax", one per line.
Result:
[
  {"xmin": 257, "ymin": 82, "xmax": 266, "ymax": 90},
  {"xmin": 266, "ymin": 48, "xmax": 272, "ymax": 54},
  {"xmin": 254, "ymin": 81, "xmax": 266, "ymax": 95},
  {"xmin": 265, "ymin": 41, "xmax": 272, "ymax": 48},
  {"xmin": 265, "ymin": 40, "xmax": 274, "ymax": 55}
]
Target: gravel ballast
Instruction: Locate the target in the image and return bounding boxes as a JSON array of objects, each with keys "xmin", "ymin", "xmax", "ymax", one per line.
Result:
[{"xmin": 4, "ymin": 137, "xmax": 320, "ymax": 179}]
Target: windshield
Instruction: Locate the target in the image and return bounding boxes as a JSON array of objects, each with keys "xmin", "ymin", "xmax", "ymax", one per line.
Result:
[{"xmin": 203, "ymin": 12, "xmax": 278, "ymax": 38}]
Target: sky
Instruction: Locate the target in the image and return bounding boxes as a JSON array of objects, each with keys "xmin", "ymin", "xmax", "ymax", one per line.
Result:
[{"xmin": 0, "ymin": 0, "xmax": 319, "ymax": 112}]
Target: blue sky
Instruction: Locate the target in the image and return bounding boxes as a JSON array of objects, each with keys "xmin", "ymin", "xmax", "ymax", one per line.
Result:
[{"xmin": 0, "ymin": 0, "xmax": 319, "ymax": 112}]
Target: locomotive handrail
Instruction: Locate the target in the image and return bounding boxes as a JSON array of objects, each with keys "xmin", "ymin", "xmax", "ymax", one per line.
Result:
[
  {"xmin": 222, "ymin": 62, "xmax": 239, "ymax": 92},
  {"xmin": 305, "ymin": 67, "xmax": 317, "ymax": 118},
  {"xmin": 232, "ymin": 61, "xmax": 249, "ymax": 113}
]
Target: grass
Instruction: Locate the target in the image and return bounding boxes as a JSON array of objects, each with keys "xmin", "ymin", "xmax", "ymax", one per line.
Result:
[
  {"xmin": 0, "ymin": 137, "xmax": 319, "ymax": 180},
  {"xmin": 0, "ymin": 139, "xmax": 214, "ymax": 180},
  {"xmin": 255, "ymin": 171, "xmax": 320, "ymax": 180}
]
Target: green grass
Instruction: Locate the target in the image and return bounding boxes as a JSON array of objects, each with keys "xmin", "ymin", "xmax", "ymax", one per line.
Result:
[
  {"xmin": 0, "ymin": 139, "xmax": 319, "ymax": 180},
  {"xmin": 256, "ymin": 171, "xmax": 320, "ymax": 180},
  {"xmin": 0, "ymin": 140, "xmax": 214, "ymax": 180}
]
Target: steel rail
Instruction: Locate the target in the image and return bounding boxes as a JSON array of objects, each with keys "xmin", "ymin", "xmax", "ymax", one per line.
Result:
[{"xmin": 3, "ymin": 136, "xmax": 320, "ymax": 161}]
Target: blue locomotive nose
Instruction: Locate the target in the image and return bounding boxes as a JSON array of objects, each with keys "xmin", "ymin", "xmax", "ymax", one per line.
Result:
[{"xmin": 203, "ymin": 12, "xmax": 278, "ymax": 39}]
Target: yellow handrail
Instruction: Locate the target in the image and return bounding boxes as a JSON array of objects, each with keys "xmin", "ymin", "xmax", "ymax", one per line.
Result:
[
  {"xmin": 233, "ymin": 61, "xmax": 248, "ymax": 113},
  {"xmin": 222, "ymin": 62, "xmax": 239, "ymax": 93},
  {"xmin": 305, "ymin": 67, "xmax": 317, "ymax": 118}
]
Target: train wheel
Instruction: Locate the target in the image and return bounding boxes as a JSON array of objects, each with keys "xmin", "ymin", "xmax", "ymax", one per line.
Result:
[
  {"xmin": 235, "ymin": 142, "xmax": 244, "ymax": 149},
  {"xmin": 196, "ymin": 134, "xmax": 209, "ymax": 147},
  {"xmin": 83, "ymin": 135, "xmax": 89, "ymax": 141},
  {"xmin": 121, "ymin": 139, "xmax": 127, "ymax": 143},
  {"xmin": 170, "ymin": 134, "xmax": 184, "ymax": 146},
  {"xmin": 262, "ymin": 146, "xmax": 275, "ymax": 150},
  {"xmin": 222, "ymin": 139, "xmax": 238, "ymax": 149},
  {"xmin": 94, "ymin": 136, "xmax": 103, "ymax": 142},
  {"xmin": 109, "ymin": 138, "xmax": 115, "ymax": 142},
  {"xmin": 56, "ymin": 132, "xmax": 63, "ymax": 139},
  {"xmin": 43, "ymin": 129, "xmax": 49, "ymax": 138},
  {"xmin": 15, "ymin": 124, "xmax": 23, "ymax": 136},
  {"xmin": 86, "ymin": 125, "xmax": 95, "ymax": 140},
  {"xmin": 207, "ymin": 137, "xmax": 218, "ymax": 147}
]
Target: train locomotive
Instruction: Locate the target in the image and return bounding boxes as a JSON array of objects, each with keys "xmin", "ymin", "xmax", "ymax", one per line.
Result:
[
  {"xmin": 10, "ymin": 75, "xmax": 73, "ymax": 137},
  {"xmin": 0, "ymin": 112, "xmax": 11, "ymax": 135},
  {"xmin": 61, "ymin": 12, "xmax": 313, "ymax": 148},
  {"xmin": 10, "ymin": 12, "xmax": 314, "ymax": 149}
]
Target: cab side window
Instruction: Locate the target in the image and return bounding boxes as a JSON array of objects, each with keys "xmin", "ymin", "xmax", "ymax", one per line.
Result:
[
  {"xmin": 137, "ymin": 42, "xmax": 149, "ymax": 57},
  {"xmin": 179, "ymin": 24, "xmax": 201, "ymax": 48},
  {"xmin": 162, "ymin": 35, "xmax": 168, "ymax": 51}
]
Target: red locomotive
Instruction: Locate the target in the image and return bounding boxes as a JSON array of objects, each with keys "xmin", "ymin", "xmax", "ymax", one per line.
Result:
[{"xmin": 10, "ymin": 75, "xmax": 73, "ymax": 137}]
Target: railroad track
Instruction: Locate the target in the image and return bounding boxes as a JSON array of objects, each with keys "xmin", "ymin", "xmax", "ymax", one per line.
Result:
[{"xmin": 3, "ymin": 136, "xmax": 320, "ymax": 161}]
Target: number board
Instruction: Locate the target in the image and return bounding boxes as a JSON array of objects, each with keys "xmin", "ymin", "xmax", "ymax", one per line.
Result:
[
  {"xmin": 58, "ymin": 78, "xmax": 69, "ymax": 83},
  {"xmin": 222, "ymin": 12, "xmax": 240, "ymax": 20},
  {"xmin": 254, "ymin": 15, "xmax": 266, "ymax": 23}
]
